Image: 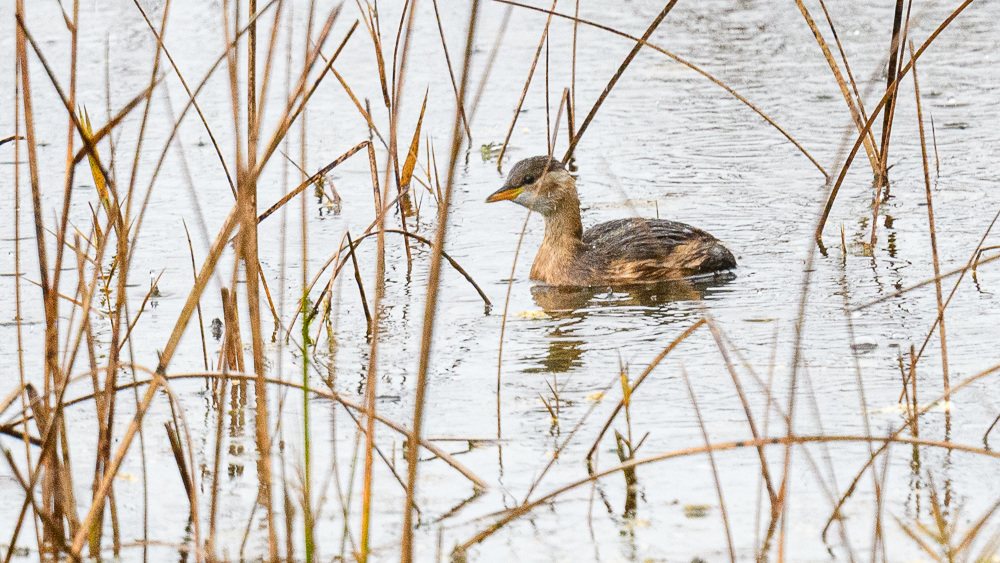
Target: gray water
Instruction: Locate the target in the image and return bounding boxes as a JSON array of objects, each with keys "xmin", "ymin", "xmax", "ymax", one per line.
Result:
[{"xmin": 2, "ymin": 0, "xmax": 1000, "ymax": 561}]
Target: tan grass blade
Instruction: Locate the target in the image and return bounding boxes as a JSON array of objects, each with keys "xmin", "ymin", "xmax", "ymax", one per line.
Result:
[{"xmin": 398, "ymin": 89, "xmax": 428, "ymax": 214}]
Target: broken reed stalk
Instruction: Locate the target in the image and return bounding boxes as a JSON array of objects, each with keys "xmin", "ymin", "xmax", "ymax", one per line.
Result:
[
  {"xmin": 911, "ymin": 41, "xmax": 949, "ymax": 399},
  {"xmin": 401, "ymin": 2, "xmax": 480, "ymax": 561}
]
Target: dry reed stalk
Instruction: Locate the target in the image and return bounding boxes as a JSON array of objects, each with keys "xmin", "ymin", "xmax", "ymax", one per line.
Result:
[
  {"xmin": 346, "ymin": 232, "xmax": 374, "ymax": 333},
  {"xmin": 703, "ymin": 315, "xmax": 779, "ymax": 543},
  {"xmin": 357, "ymin": 0, "xmax": 392, "ymax": 108},
  {"xmin": 814, "ymin": 0, "xmax": 975, "ymax": 243},
  {"xmin": 258, "ymin": 140, "xmax": 371, "ymax": 223},
  {"xmin": 205, "ymin": 292, "xmax": 231, "ymax": 556},
  {"xmin": 911, "ymin": 41, "xmax": 949, "ymax": 399},
  {"xmin": 821, "ymin": 358, "xmax": 1000, "ymax": 540},
  {"xmin": 250, "ymin": 0, "xmax": 286, "ymax": 137},
  {"xmin": 877, "ymin": 0, "xmax": 908, "ymax": 186},
  {"xmin": 401, "ymin": 2, "xmax": 480, "ymax": 560},
  {"xmin": 816, "ymin": 0, "xmax": 878, "ymax": 152},
  {"xmin": 851, "ymin": 252, "xmax": 1000, "ymax": 313},
  {"xmin": 8, "ymin": 80, "xmax": 34, "ymax": 544},
  {"xmin": 467, "ymin": 6, "xmax": 512, "ymax": 125},
  {"xmin": 909, "ymin": 345, "xmax": 918, "ymax": 437},
  {"xmin": 498, "ymin": 0, "xmax": 828, "ymax": 178},
  {"xmin": 131, "ymin": 0, "xmax": 237, "ymax": 196},
  {"xmin": 375, "ymin": 230, "xmax": 491, "ymax": 307},
  {"xmin": 869, "ymin": 0, "xmax": 914, "ymax": 247},
  {"xmin": 359, "ymin": 129, "xmax": 386, "ymax": 563},
  {"xmin": 14, "ymin": 5, "xmax": 63, "ymax": 549},
  {"xmin": 456, "ymin": 432, "xmax": 1000, "ymax": 557},
  {"xmin": 586, "ymin": 318, "xmax": 705, "ymax": 460},
  {"xmin": 792, "ymin": 0, "xmax": 881, "ymax": 175},
  {"xmin": 293, "ymin": 201, "xmax": 493, "ymax": 339},
  {"xmin": 233, "ymin": 0, "xmax": 280, "ymax": 552},
  {"xmin": 493, "ymin": 209, "xmax": 531, "ymax": 440},
  {"xmin": 330, "ymin": 65, "xmax": 388, "ymax": 146},
  {"xmin": 182, "ymin": 222, "xmax": 211, "ymax": 371},
  {"xmin": 681, "ymin": 367, "xmax": 736, "ymax": 563},
  {"xmin": 431, "ymin": 0, "xmax": 472, "ymax": 139},
  {"xmin": 383, "ymin": 3, "xmax": 419, "ymax": 274},
  {"xmin": 68, "ymin": 200, "xmax": 240, "ymax": 557},
  {"xmin": 562, "ymin": 0, "xmax": 678, "ymax": 163},
  {"xmin": 494, "ymin": 0, "xmax": 558, "ymax": 169}
]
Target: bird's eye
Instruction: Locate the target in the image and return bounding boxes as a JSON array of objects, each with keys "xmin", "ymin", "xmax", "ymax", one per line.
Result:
[{"xmin": 522, "ymin": 175, "xmax": 537, "ymax": 185}]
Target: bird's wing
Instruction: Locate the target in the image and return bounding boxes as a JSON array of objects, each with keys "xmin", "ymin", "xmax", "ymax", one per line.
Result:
[{"xmin": 583, "ymin": 218, "xmax": 713, "ymax": 261}]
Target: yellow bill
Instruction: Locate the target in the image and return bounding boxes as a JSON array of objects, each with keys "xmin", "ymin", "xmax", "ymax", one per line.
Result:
[{"xmin": 485, "ymin": 185, "xmax": 523, "ymax": 203}]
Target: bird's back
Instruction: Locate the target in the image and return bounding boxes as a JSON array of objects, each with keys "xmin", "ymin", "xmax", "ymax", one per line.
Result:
[{"xmin": 580, "ymin": 217, "xmax": 736, "ymax": 284}]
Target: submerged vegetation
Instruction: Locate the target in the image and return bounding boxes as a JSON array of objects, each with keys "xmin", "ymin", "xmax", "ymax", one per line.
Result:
[{"xmin": 2, "ymin": 0, "xmax": 1000, "ymax": 561}]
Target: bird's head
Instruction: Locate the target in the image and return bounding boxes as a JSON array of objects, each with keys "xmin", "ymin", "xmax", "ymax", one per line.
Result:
[{"xmin": 486, "ymin": 156, "xmax": 576, "ymax": 216}]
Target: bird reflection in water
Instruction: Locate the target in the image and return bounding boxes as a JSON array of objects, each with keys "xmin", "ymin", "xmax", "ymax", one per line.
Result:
[{"xmin": 523, "ymin": 275, "xmax": 734, "ymax": 374}]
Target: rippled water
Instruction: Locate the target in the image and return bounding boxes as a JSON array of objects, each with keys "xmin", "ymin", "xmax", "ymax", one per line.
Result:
[{"xmin": 2, "ymin": 0, "xmax": 1000, "ymax": 561}]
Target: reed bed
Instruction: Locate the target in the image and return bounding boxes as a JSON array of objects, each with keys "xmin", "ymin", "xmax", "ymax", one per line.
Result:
[{"xmin": 2, "ymin": 0, "xmax": 1000, "ymax": 561}]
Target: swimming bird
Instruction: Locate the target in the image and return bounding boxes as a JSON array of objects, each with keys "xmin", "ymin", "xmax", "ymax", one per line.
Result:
[{"xmin": 486, "ymin": 156, "xmax": 736, "ymax": 286}]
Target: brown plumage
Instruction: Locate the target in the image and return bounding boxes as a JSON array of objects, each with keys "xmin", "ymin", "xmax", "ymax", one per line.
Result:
[{"xmin": 486, "ymin": 156, "xmax": 736, "ymax": 286}]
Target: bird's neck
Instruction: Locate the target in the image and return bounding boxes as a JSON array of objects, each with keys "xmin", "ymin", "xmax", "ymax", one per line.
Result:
[{"xmin": 531, "ymin": 197, "xmax": 585, "ymax": 284}]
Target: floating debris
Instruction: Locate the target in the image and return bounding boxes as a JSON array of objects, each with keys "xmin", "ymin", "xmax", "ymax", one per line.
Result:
[
  {"xmin": 869, "ymin": 401, "xmax": 954, "ymax": 415},
  {"xmin": 684, "ymin": 504, "xmax": 711, "ymax": 518},
  {"xmin": 516, "ymin": 310, "xmax": 548, "ymax": 320}
]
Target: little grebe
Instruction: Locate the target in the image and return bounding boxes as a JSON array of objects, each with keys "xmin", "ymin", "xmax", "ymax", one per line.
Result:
[{"xmin": 486, "ymin": 156, "xmax": 737, "ymax": 286}]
